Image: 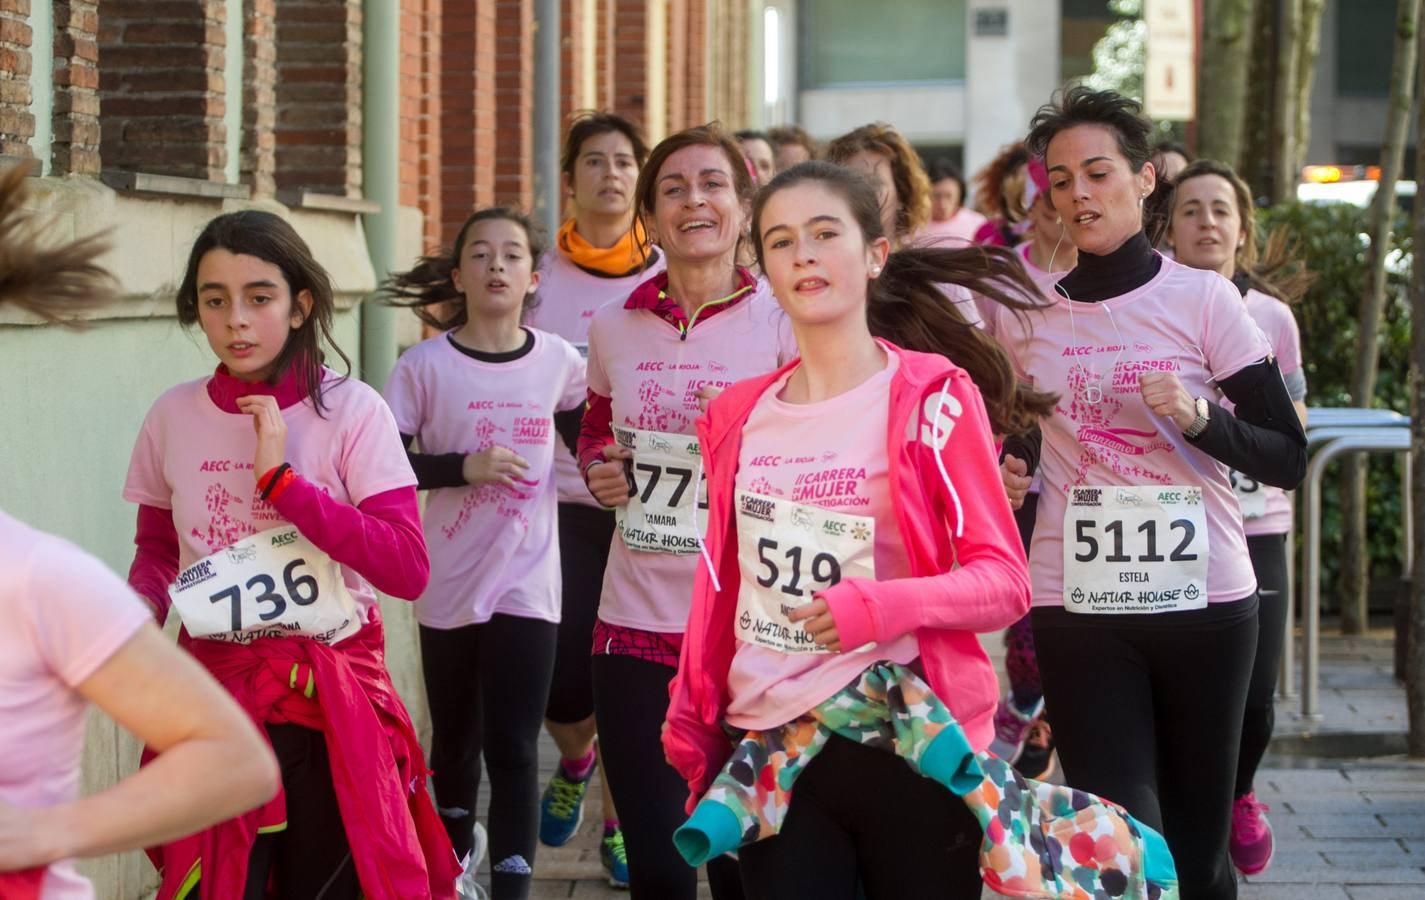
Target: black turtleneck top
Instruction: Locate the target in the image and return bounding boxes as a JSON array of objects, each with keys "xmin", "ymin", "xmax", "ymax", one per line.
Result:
[{"xmin": 1055, "ymin": 232, "xmax": 1307, "ymax": 490}]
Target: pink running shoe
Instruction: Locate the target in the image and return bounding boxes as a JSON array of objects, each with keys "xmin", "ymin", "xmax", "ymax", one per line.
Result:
[
  {"xmin": 1230, "ymin": 792, "xmax": 1275, "ymax": 875},
  {"xmin": 986, "ymin": 694, "xmax": 1044, "ymax": 762}
]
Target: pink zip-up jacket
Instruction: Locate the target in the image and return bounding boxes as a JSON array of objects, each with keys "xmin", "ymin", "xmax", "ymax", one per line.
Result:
[{"xmin": 663, "ymin": 342, "xmax": 1030, "ymax": 810}]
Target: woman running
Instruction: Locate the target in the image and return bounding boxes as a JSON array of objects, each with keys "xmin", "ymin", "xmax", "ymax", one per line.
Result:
[
  {"xmin": 521, "ymin": 112, "xmax": 662, "ymax": 888},
  {"xmin": 916, "ymin": 158, "xmax": 987, "ymax": 246},
  {"xmin": 384, "ymin": 207, "xmax": 586, "ymax": 900},
  {"xmin": 988, "ymin": 87, "xmax": 1307, "ymax": 900},
  {"xmin": 124, "ymin": 210, "xmax": 457, "ymax": 899},
  {"xmin": 1165, "ymin": 158, "xmax": 1311, "ymax": 877},
  {"xmin": 663, "ymin": 159, "xmax": 1037, "ymax": 898},
  {"xmin": 0, "ymin": 164, "xmax": 277, "ymax": 900},
  {"xmin": 578, "ymin": 123, "xmax": 795, "ymax": 899}
]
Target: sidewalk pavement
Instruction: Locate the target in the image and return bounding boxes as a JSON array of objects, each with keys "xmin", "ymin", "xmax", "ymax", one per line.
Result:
[{"xmin": 486, "ymin": 628, "xmax": 1423, "ymax": 899}]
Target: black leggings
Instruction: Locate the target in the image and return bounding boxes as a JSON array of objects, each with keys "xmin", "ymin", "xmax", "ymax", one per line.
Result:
[
  {"xmin": 738, "ymin": 732, "xmax": 983, "ymax": 900},
  {"xmin": 1033, "ymin": 596, "xmax": 1259, "ymax": 900},
  {"xmin": 546, "ymin": 503, "xmax": 615, "ymax": 724},
  {"xmin": 243, "ymin": 723, "xmax": 357, "ymax": 900},
  {"xmin": 1238, "ymin": 534, "xmax": 1289, "ymax": 798},
  {"xmin": 591, "ymin": 653, "xmax": 743, "ymax": 900},
  {"xmin": 421, "ymin": 614, "xmax": 558, "ymax": 900}
]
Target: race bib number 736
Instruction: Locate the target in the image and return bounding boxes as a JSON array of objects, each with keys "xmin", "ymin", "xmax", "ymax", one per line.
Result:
[{"xmin": 169, "ymin": 525, "xmax": 361, "ymax": 645}]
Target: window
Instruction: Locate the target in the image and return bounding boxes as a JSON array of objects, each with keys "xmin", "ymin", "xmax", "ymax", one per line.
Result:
[
  {"xmin": 1337, "ymin": 0, "xmax": 1395, "ymax": 97},
  {"xmin": 799, "ymin": 0, "xmax": 967, "ymax": 87}
]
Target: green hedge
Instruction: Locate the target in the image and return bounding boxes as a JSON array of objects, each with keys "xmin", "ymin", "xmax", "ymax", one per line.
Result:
[{"xmin": 1255, "ymin": 201, "xmax": 1414, "ymax": 605}]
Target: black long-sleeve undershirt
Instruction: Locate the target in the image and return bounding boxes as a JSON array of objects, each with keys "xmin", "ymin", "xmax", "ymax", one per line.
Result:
[{"xmin": 1062, "ymin": 231, "xmax": 1307, "ymax": 490}]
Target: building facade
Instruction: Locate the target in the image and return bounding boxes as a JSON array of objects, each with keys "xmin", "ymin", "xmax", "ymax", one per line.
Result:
[{"xmin": 0, "ymin": 3, "xmax": 762, "ymax": 896}]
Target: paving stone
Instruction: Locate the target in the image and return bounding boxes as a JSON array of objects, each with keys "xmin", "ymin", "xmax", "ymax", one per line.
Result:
[
  {"xmin": 1244, "ymin": 865, "xmax": 1425, "ymax": 885},
  {"xmin": 1347, "ymin": 887, "xmax": 1425, "ymax": 900},
  {"xmin": 1238, "ymin": 885, "xmax": 1351, "ymax": 899}
]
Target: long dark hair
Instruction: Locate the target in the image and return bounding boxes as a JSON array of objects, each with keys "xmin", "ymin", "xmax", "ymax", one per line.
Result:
[
  {"xmin": 751, "ymin": 161, "xmax": 1057, "ymax": 436},
  {"xmin": 176, "ymin": 210, "xmax": 348, "ymax": 413},
  {"xmin": 0, "ymin": 163, "xmax": 117, "ymax": 321},
  {"xmin": 382, "ymin": 206, "xmax": 548, "ymax": 330}
]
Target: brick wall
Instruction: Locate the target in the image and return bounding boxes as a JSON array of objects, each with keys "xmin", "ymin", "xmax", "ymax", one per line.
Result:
[
  {"xmin": 494, "ymin": 0, "xmax": 533, "ymax": 208},
  {"xmin": 610, "ymin": 0, "xmax": 647, "ymax": 132},
  {"xmin": 52, "ymin": 1, "xmax": 100, "ymax": 175},
  {"xmin": 0, "ymin": 0, "xmax": 33, "ymax": 161},
  {"xmin": 274, "ymin": 0, "xmax": 362, "ymax": 197},
  {"xmin": 400, "ymin": 0, "xmax": 441, "ymax": 250},
  {"xmin": 98, "ymin": 0, "xmax": 227, "ymax": 181},
  {"xmin": 241, "ymin": 0, "xmax": 276, "ymax": 195},
  {"xmin": 439, "ymin": 0, "xmax": 497, "ymax": 246}
]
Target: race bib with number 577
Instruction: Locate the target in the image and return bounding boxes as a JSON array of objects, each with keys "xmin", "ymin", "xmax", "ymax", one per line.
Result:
[
  {"xmin": 168, "ymin": 525, "xmax": 361, "ymax": 645},
  {"xmin": 612, "ymin": 426, "xmax": 708, "ymax": 554},
  {"xmin": 1062, "ymin": 485, "xmax": 1209, "ymax": 615}
]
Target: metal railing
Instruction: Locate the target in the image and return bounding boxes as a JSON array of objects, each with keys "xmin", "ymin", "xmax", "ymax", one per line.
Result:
[{"xmin": 1292, "ymin": 408, "xmax": 1413, "ymax": 719}]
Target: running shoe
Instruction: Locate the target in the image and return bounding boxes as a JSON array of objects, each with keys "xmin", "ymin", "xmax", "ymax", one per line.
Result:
[
  {"xmin": 987, "ymin": 693, "xmax": 1044, "ymax": 762},
  {"xmin": 600, "ymin": 827, "xmax": 630, "ymax": 889},
  {"xmin": 455, "ymin": 822, "xmax": 489, "ymax": 900},
  {"xmin": 1013, "ymin": 717, "xmax": 1057, "ymax": 781},
  {"xmin": 1229, "ymin": 792, "xmax": 1275, "ymax": 875},
  {"xmin": 538, "ymin": 769, "xmax": 589, "ymax": 847}
]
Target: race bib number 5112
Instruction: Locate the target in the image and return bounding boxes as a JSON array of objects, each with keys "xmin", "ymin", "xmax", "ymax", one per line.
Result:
[
  {"xmin": 1062, "ymin": 485, "xmax": 1209, "ymax": 614},
  {"xmin": 169, "ymin": 525, "xmax": 361, "ymax": 645}
]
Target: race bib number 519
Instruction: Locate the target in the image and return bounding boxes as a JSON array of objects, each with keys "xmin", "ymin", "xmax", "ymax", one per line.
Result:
[
  {"xmin": 169, "ymin": 526, "xmax": 361, "ymax": 645},
  {"xmin": 1062, "ymin": 485, "xmax": 1209, "ymax": 614}
]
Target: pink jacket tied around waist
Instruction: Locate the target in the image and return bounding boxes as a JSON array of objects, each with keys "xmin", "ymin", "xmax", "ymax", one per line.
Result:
[{"xmin": 663, "ymin": 340, "xmax": 1032, "ymax": 812}]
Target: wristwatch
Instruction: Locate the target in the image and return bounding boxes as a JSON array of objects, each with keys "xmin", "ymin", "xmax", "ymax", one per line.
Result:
[{"xmin": 1183, "ymin": 396, "xmax": 1210, "ymax": 439}]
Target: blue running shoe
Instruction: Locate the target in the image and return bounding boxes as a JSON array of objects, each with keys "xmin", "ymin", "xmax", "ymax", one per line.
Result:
[
  {"xmin": 538, "ymin": 769, "xmax": 588, "ymax": 847},
  {"xmin": 601, "ymin": 827, "xmax": 630, "ymax": 889}
]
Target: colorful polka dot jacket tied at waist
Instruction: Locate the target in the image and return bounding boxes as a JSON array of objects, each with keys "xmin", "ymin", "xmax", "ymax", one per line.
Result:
[{"xmin": 672, "ymin": 661, "xmax": 1179, "ymax": 900}]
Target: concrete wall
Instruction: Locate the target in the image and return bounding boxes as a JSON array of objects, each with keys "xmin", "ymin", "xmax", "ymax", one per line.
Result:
[{"xmin": 0, "ymin": 177, "xmax": 431, "ymax": 897}]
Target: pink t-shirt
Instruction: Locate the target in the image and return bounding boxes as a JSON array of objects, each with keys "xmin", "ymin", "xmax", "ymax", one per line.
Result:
[
  {"xmin": 586, "ymin": 278, "xmax": 797, "ymax": 632},
  {"xmin": 1233, "ymin": 289, "xmax": 1305, "ymax": 536},
  {"xmin": 915, "ymin": 208, "xmax": 989, "ymax": 246},
  {"xmin": 990, "ymin": 258, "xmax": 1271, "ymax": 607},
  {"xmin": 384, "ymin": 330, "xmax": 586, "ymax": 627},
  {"xmin": 124, "ymin": 370, "xmax": 416, "ymax": 624},
  {"xmin": 725, "ymin": 356, "xmax": 918, "ymax": 730},
  {"xmin": 0, "ymin": 511, "xmax": 150, "ymax": 900},
  {"xmin": 526, "ymin": 247, "xmax": 666, "ymax": 507}
]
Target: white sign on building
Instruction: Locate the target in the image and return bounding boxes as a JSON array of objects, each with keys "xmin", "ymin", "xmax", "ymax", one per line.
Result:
[{"xmin": 1144, "ymin": 0, "xmax": 1196, "ymax": 121}]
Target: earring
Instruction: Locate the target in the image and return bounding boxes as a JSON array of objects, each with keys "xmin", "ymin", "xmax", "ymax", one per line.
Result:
[{"xmin": 870, "ymin": 266, "xmax": 881, "ymax": 276}]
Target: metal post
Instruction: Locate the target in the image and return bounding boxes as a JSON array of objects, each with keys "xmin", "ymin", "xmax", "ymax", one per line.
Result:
[
  {"xmin": 1300, "ymin": 429, "xmax": 1412, "ymax": 719},
  {"xmin": 533, "ymin": 0, "xmax": 562, "ymax": 241},
  {"xmin": 360, "ymin": 0, "xmax": 399, "ymax": 392}
]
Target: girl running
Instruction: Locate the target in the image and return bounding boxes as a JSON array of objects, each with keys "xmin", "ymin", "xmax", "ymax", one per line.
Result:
[
  {"xmin": 1165, "ymin": 158, "xmax": 1311, "ymax": 877},
  {"xmin": 124, "ymin": 210, "xmax": 457, "ymax": 899},
  {"xmin": 989, "ymin": 87, "xmax": 1307, "ymax": 900},
  {"xmin": 0, "ymin": 165, "xmax": 277, "ymax": 900},
  {"xmin": 578, "ymin": 123, "xmax": 795, "ymax": 899},
  {"xmin": 663, "ymin": 160, "xmax": 1037, "ymax": 898},
  {"xmin": 522, "ymin": 112, "xmax": 663, "ymax": 888},
  {"xmin": 384, "ymin": 207, "xmax": 586, "ymax": 900}
]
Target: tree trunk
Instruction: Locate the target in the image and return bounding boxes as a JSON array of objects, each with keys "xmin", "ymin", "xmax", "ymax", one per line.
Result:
[
  {"xmin": 1292, "ymin": 0, "xmax": 1327, "ymax": 176},
  {"xmin": 1197, "ymin": 0, "xmax": 1256, "ymax": 169},
  {"xmin": 1270, "ymin": 0, "xmax": 1302, "ymax": 204},
  {"xmin": 1344, "ymin": 0, "xmax": 1421, "ymax": 634},
  {"xmin": 1240, "ymin": 0, "xmax": 1277, "ymax": 194},
  {"xmin": 1407, "ymin": 0, "xmax": 1425, "ymax": 760}
]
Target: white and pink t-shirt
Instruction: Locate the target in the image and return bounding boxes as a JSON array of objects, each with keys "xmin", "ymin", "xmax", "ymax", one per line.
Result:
[
  {"xmin": 1232, "ymin": 289, "xmax": 1305, "ymax": 536},
  {"xmin": 989, "ymin": 258, "xmax": 1272, "ymax": 607},
  {"xmin": 384, "ymin": 329, "xmax": 586, "ymax": 627},
  {"xmin": 725, "ymin": 356, "xmax": 918, "ymax": 730},
  {"xmin": 0, "ymin": 511, "xmax": 151, "ymax": 900},
  {"xmin": 586, "ymin": 279, "xmax": 797, "ymax": 632},
  {"xmin": 527, "ymin": 247, "xmax": 666, "ymax": 508},
  {"xmin": 124, "ymin": 371, "xmax": 416, "ymax": 624},
  {"xmin": 915, "ymin": 208, "xmax": 989, "ymax": 247}
]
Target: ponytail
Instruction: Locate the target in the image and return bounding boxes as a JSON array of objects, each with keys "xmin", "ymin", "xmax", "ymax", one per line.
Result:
[
  {"xmin": 868, "ymin": 243, "xmax": 1058, "ymax": 436},
  {"xmin": 0, "ymin": 163, "xmax": 117, "ymax": 322}
]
